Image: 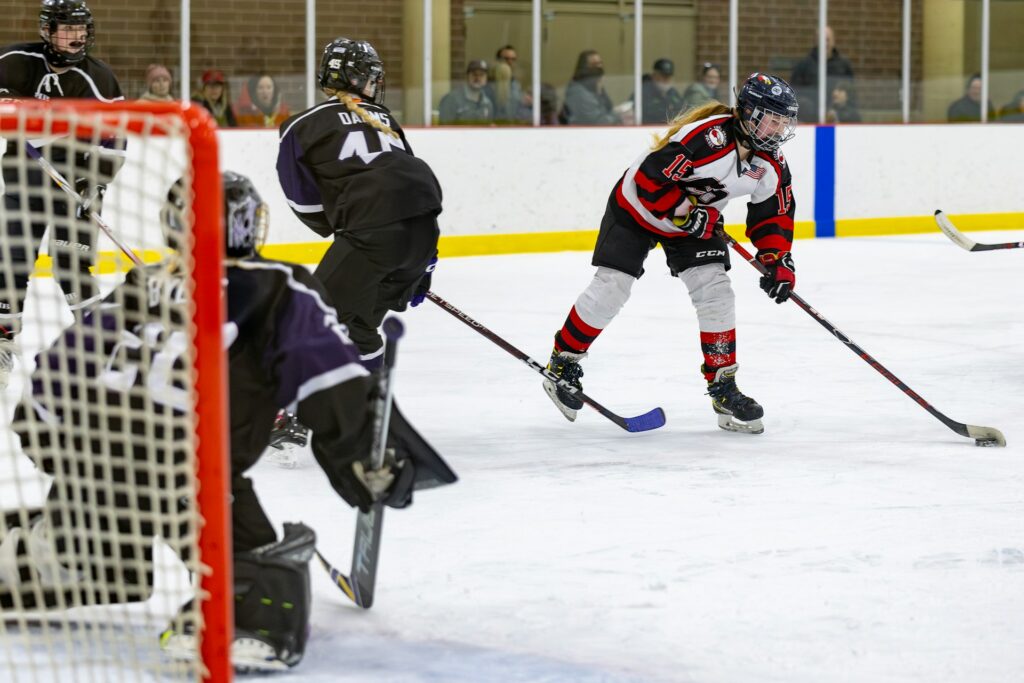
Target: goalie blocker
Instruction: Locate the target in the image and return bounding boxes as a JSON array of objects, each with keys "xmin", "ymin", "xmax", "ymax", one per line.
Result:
[{"xmin": 2, "ymin": 171, "xmax": 456, "ymax": 672}]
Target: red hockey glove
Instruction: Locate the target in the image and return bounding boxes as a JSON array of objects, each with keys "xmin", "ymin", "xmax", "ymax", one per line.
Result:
[
  {"xmin": 756, "ymin": 249, "xmax": 796, "ymax": 304},
  {"xmin": 671, "ymin": 204, "xmax": 720, "ymax": 240}
]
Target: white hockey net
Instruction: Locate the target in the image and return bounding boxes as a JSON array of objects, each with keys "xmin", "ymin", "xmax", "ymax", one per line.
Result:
[{"xmin": 0, "ymin": 101, "xmax": 231, "ymax": 682}]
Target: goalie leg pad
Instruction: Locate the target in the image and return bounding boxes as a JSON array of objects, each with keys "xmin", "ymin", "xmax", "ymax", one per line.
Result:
[{"xmin": 232, "ymin": 521, "xmax": 317, "ymax": 670}]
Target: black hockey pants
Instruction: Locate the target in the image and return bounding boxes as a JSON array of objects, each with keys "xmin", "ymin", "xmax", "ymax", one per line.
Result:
[{"xmin": 314, "ymin": 215, "xmax": 439, "ymax": 359}]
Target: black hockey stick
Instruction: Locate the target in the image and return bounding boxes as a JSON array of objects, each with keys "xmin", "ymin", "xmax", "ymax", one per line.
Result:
[
  {"xmin": 24, "ymin": 141, "xmax": 145, "ymax": 267},
  {"xmin": 934, "ymin": 210, "xmax": 1024, "ymax": 252},
  {"xmin": 425, "ymin": 291, "xmax": 665, "ymax": 433},
  {"xmin": 722, "ymin": 232, "xmax": 1005, "ymax": 447},
  {"xmin": 317, "ymin": 316, "xmax": 405, "ymax": 608}
]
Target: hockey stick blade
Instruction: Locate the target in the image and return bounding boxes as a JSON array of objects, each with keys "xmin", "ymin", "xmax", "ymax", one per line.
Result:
[
  {"xmin": 315, "ymin": 549, "xmax": 366, "ymax": 607},
  {"xmin": 721, "ymin": 231, "xmax": 1006, "ymax": 447},
  {"xmin": 934, "ymin": 210, "xmax": 1024, "ymax": 252},
  {"xmin": 425, "ymin": 291, "xmax": 665, "ymax": 432}
]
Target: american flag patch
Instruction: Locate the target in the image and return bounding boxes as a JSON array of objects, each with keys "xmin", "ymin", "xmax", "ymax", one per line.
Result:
[{"xmin": 743, "ymin": 166, "xmax": 767, "ymax": 180}]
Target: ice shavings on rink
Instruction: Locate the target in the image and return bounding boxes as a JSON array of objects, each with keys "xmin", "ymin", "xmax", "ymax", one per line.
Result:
[{"xmin": 2, "ymin": 230, "xmax": 1023, "ymax": 682}]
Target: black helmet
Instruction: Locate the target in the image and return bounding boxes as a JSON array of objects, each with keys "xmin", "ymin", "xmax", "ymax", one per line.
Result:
[
  {"xmin": 318, "ymin": 37, "xmax": 385, "ymax": 104},
  {"xmin": 734, "ymin": 72, "xmax": 798, "ymax": 153},
  {"xmin": 222, "ymin": 171, "xmax": 268, "ymax": 259},
  {"xmin": 160, "ymin": 172, "xmax": 267, "ymax": 259},
  {"xmin": 39, "ymin": 0, "xmax": 95, "ymax": 67}
]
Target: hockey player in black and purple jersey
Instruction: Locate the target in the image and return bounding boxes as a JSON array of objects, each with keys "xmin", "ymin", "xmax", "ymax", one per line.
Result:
[
  {"xmin": 276, "ymin": 37, "xmax": 442, "ymax": 370},
  {"xmin": 1, "ymin": 171, "xmax": 455, "ymax": 671},
  {"xmin": 544, "ymin": 73, "xmax": 800, "ymax": 435},
  {"xmin": 0, "ymin": 0, "xmax": 126, "ymax": 389}
]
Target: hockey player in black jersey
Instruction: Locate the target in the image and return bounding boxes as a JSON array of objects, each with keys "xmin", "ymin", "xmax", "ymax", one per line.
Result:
[
  {"xmin": 544, "ymin": 73, "xmax": 799, "ymax": 435},
  {"xmin": 0, "ymin": 0, "xmax": 125, "ymax": 389},
  {"xmin": 276, "ymin": 37, "xmax": 443, "ymax": 370},
  {"xmin": 0, "ymin": 171, "xmax": 456, "ymax": 671}
]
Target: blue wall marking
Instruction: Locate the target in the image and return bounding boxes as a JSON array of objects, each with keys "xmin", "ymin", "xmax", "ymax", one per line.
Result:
[{"xmin": 814, "ymin": 126, "xmax": 836, "ymax": 238}]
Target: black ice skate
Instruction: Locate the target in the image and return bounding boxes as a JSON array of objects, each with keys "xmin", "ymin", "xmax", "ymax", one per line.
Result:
[
  {"xmin": 266, "ymin": 410, "xmax": 308, "ymax": 468},
  {"xmin": 542, "ymin": 349, "xmax": 586, "ymax": 422},
  {"xmin": 704, "ymin": 363, "xmax": 764, "ymax": 435}
]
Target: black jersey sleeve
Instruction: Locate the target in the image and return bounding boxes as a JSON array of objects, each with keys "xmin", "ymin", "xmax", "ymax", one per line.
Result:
[
  {"xmin": 0, "ymin": 49, "xmax": 32, "ymax": 97},
  {"xmin": 276, "ymin": 121, "xmax": 334, "ymax": 237}
]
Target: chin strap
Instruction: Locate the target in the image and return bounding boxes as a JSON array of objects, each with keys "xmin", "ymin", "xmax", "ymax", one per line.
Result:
[{"xmin": 730, "ymin": 115, "xmax": 755, "ymax": 151}]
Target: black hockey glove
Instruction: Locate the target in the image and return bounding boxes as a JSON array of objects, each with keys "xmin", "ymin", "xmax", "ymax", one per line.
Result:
[
  {"xmin": 671, "ymin": 204, "xmax": 720, "ymax": 240},
  {"xmin": 756, "ymin": 249, "xmax": 796, "ymax": 304},
  {"xmin": 73, "ymin": 178, "xmax": 106, "ymax": 221},
  {"xmin": 409, "ymin": 255, "xmax": 438, "ymax": 307}
]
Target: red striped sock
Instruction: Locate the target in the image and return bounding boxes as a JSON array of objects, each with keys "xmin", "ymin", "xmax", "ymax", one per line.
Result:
[
  {"xmin": 700, "ymin": 329, "xmax": 736, "ymax": 381},
  {"xmin": 554, "ymin": 306, "xmax": 604, "ymax": 353}
]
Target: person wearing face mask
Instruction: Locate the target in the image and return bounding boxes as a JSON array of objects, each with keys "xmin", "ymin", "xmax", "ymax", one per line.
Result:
[
  {"xmin": 640, "ymin": 58, "xmax": 685, "ymax": 124},
  {"xmin": 561, "ymin": 49, "xmax": 622, "ymax": 125},
  {"xmin": 439, "ymin": 60, "xmax": 494, "ymax": 125},
  {"xmin": 681, "ymin": 62, "xmax": 722, "ymax": 112},
  {"xmin": 235, "ymin": 73, "xmax": 291, "ymax": 128}
]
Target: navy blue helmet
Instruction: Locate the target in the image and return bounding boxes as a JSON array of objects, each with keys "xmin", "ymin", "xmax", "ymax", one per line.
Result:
[{"xmin": 734, "ymin": 73, "xmax": 798, "ymax": 153}]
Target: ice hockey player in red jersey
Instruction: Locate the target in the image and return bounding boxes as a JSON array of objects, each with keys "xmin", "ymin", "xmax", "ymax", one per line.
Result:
[{"xmin": 543, "ymin": 72, "xmax": 799, "ymax": 435}]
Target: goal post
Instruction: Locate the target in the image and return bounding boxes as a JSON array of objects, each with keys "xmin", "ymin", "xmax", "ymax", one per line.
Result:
[{"xmin": 0, "ymin": 99, "xmax": 232, "ymax": 682}]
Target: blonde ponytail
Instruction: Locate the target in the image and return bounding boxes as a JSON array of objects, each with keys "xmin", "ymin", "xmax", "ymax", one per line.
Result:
[
  {"xmin": 651, "ymin": 101, "xmax": 733, "ymax": 151},
  {"xmin": 327, "ymin": 90, "xmax": 401, "ymax": 140}
]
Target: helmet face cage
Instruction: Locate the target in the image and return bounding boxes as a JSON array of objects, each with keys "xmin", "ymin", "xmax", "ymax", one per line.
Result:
[
  {"xmin": 737, "ymin": 73, "xmax": 798, "ymax": 153},
  {"xmin": 318, "ymin": 38, "xmax": 386, "ymax": 103},
  {"xmin": 223, "ymin": 172, "xmax": 268, "ymax": 259},
  {"xmin": 39, "ymin": 0, "xmax": 95, "ymax": 66}
]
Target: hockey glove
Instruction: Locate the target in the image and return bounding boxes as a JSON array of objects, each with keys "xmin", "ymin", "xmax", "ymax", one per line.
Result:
[
  {"xmin": 671, "ymin": 204, "xmax": 720, "ymax": 240},
  {"xmin": 756, "ymin": 249, "xmax": 796, "ymax": 304},
  {"xmin": 73, "ymin": 178, "xmax": 106, "ymax": 221},
  {"xmin": 409, "ymin": 255, "xmax": 438, "ymax": 307}
]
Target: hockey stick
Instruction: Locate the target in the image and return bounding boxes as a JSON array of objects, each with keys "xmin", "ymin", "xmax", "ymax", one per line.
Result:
[
  {"xmin": 721, "ymin": 231, "xmax": 1005, "ymax": 447},
  {"xmin": 934, "ymin": 210, "xmax": 1024, "ymax": 252},
  {"xmin": 425, "ymin": 291, "xmax": 666, "ymax": 433},
  {"xmin": 23, "ymin": 141, "xmax": 144, "ymax": 267},
  {"xmin": 317, "ymin": 316, "xmax": 405, "ymax": 608}
]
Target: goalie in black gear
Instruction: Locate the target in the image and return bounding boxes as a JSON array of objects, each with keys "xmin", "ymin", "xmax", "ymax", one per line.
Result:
[{"xmin": 1, "ymin": 171, "xmax": 457, "ymax": 672}]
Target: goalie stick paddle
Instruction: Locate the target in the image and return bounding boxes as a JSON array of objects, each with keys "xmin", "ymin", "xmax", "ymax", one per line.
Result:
[
  {"xmin": 425, "ymin": 291, "xmax": 665, "ymax": 433},
  {"xmin": 24, "ymin": 141, "xmax": 145, "ymax": 267},
  {"xmin": 934, "ymin": 210, "xmax": 1024, "ymax": 252},
  {"xmin": 318, "ymin": 316, "xmax": 405, "ymax": 609},
  {"xmin": 721, "ymin": 231, "xmax": 1005, "ymax": 447}
]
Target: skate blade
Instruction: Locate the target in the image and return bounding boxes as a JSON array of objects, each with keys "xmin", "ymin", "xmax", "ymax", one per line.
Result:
[
  {"xmin": 717, "ymin": 413, "xmax": 764, "ymax": 435},
  {"xmin": 542, "ymin": 380, "xmax": 578, "ymax": 422},
  {"xmin": 264, "ymin": 445, "xmax": 299, "ymax": 468},
  {"xmin": 232, "ymin": 637, "xmax": 292, "ymax": 672}
]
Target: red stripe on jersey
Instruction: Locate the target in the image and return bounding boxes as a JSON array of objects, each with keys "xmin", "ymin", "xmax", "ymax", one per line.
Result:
[
  {"xmin": 691, "ymin": 143, "xmax": 736, "ymax": 168},
  {"xmin": 569, "ymin": 306, "xmax": 602, "ymax": 337},
  {"xmin": 615, "ymin": 181, "xmax": 685, "ymax": 237},
  {"xmin": 640, "ymin": 186, "xmax": 683, "ymax": 215},
  {"xmin": 748, "ymin": 216, "xmax": 794, "ymax": 235},
  {"xmin": 635, "ymin": 168, "xmax": 668, "ymax": 194},
  {"xmin": 679, "ymin": 115, "xmax": 732, "ymax": 147},
  {"xmin": 750, "ymin": 231, "xmax": 791, "ymax": 253}
]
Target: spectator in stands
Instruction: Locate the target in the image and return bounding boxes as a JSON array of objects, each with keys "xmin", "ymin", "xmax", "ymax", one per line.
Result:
[
  {"xmin": 439, "ymin": 60, "xmax": 494, "ymax": 125},
  {"xmin": 562, "ymin": 49, "xmax": 621, "ymax": 126},
  {"xmin": 680, "ymin": 62, "xmax": 721, "ymax": 112},
  {"xmin": 192, "ymin": 69, "xmax": 237, "ymax": 128},
  {"xmin": 486, "ymin": 44, "xmax": 531, "ymax": 123},
  {"xmin": 825, "ymin": 80, "xmax": 861, "ymax": 123},
  {"xmin": 637, "ymin": 58, "xmax": 685, "ymax": 124},
  {"xmin": 139, "ymin": 63, "xmax": 173, "ymax": 102},
  {"xmin": 235, "ymin": 73, "xmax": 291, "ymax": 128},
  {"xmin": 790, "ymin": 25, "xmax": 855, "ymax": 123},
  {"xmin": 997, "ymin": 90, "xmax": 1024, "ymax": 123},
  {"xmin": 947, "ymin": 74, "xmax": 995, "ymax": 123}
]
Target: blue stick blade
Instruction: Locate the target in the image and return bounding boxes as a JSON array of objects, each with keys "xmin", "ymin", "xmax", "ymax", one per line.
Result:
[{"xmin": 624, "ymin": 407, "xmax": 666, "ymax": 433}]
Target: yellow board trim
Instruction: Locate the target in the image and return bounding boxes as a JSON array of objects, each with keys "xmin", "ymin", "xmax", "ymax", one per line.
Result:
[{"xmin": 27, "ymin": 214, "xmax": 1021, "ymax": 275}]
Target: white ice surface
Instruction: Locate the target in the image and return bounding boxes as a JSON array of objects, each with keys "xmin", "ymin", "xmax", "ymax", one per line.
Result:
[{"xmin": 3, "ymin": 231, "xmax": 1023, "ymax": 682}]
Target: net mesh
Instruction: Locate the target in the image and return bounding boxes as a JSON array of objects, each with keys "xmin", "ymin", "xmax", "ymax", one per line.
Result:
[{"xmin": 0, "ymin": 102, "xmax": 222, "ymax": 682}]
